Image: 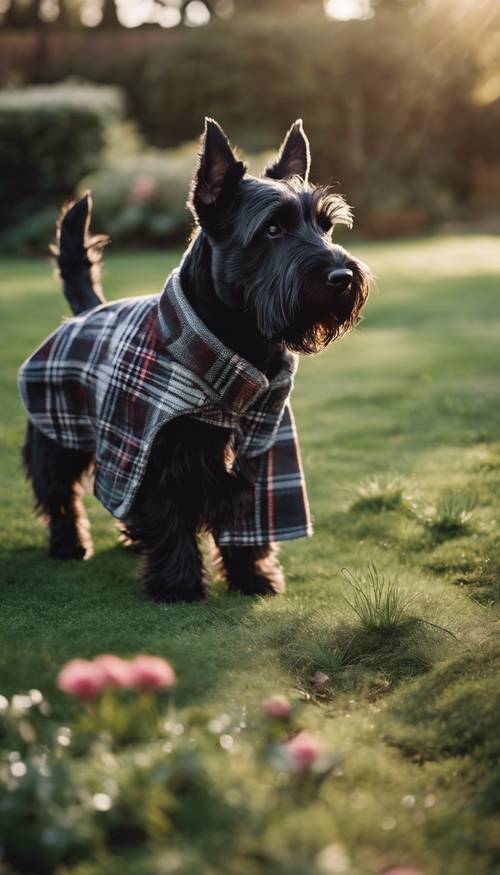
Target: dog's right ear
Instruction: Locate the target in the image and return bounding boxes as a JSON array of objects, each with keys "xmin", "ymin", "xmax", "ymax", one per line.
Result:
[
  {"xmin": 189, "ymin": 118, "xmax": 246, "ymax": 221},
  {"xmin": 265, "ymin": 119, "xmax": 311, "ymax": 182}
]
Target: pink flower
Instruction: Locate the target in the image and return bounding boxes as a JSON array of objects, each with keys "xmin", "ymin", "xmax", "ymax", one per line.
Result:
[
  {"xmin": 285, "ymin": 731, "xmax": 323, "ymax": 771},
  {"xmin": 128, "ymin": 175, "xmax": 157, "ymax": 205},
  {"xmin": 384, "ymin": 869, "xmax": 424, "ymax": 875},
  {"xmin": 262, "ymin": 695, "xmax": 292, "ymax": 719},
  {"xmin": 93, "ymin": 655, "xmax": 134, "ymax": 689},
  {"xmin": 57, "ymin": 659, "xmax": 106, "ymax": 700},
  {"xmin": 130, "ymin": 656, "xmax": 176, "ymax": 692}
]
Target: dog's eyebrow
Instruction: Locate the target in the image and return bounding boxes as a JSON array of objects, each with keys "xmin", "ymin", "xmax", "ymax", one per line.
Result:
[
  {"xmin": 309, "ymin": 188, "xmax": 353, "ymax": 229},
  {"xmin": 240, "ymin": 186, "xmax": 301, "ymax": 246}
]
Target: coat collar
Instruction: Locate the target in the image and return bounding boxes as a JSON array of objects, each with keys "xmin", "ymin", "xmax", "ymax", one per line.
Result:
[{"xmin": 157, "ymin": 268, "xmax": 298, "ymax": 415}]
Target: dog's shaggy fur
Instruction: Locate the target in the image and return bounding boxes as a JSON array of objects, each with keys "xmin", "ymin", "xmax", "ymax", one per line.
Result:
[{"xmin": 21, "ymin": 119, "xmax": 370, "ymax": 602}]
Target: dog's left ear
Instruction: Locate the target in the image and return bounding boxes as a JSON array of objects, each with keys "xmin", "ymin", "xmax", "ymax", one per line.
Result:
[
  {"xmin": 265, "ymin": 119, "xmax": 311, "ymax": 182},
  {"xmin": 190, "ymin": 118, "xmax": 246, "ymax": 219}
]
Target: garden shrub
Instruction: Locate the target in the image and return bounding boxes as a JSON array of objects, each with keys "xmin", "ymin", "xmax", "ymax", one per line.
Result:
[
  {"xmin": 0, "ymin": 82, "xmax": 122, "ymax": 249},
  {"xmin": 82, "ymin": 148, "xmax": 194, "ymax": 246}
]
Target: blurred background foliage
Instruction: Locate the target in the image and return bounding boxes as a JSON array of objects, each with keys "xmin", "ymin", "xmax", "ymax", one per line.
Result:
[{"xmin": 0, "ymin": 0, "xmax": 499, "ymax": 251}]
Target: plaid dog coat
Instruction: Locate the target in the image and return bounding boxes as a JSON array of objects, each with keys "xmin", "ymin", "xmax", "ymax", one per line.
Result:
[{"xmin": 18, "ymin": 268, "xmax": 312, "ymax": 546}]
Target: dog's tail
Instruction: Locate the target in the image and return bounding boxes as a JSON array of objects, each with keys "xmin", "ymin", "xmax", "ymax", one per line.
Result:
[{"xmin": 51, "ymin": 191, "xmax": 110, "ymax": 316}]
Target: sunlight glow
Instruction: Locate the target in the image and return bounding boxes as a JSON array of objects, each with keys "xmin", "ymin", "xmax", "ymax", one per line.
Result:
[
  {"xmin": 39, "ymin": 0, "xmax": 59, "ymax": 22},
  {"xmin": 156, "ymin": 5, "xmax": 182, "ymax": 27},
  {"xmin": 117, "ymin": 0, "xmax": 154, "ymax": 27},
  {"xmin": 185, "ymin": 0, "xmax": 210, "ymax": 27},
  {"xmin": 324, "ymin": 0, "xmax": 372, "ymax": 21},
  {"xmin": 214, "ymin": 0, "xmax": 234, "ymax": 18},
  {"xmin": 80, "ymin": 0, "xmax": 102, "ymax": 27}
]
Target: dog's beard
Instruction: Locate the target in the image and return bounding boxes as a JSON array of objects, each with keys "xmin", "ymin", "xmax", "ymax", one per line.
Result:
[{"xmin": 246, "ymin": 259, "xmax": 371, "ymax": 356}]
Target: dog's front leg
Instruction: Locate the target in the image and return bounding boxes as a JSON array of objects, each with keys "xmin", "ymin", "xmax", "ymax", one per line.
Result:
[
  {"xmin": 124, "ymin": 491, "xmax": 205, "ymax": 603},
  {"xmin": 144, "ymin": 502, "xmax": 205, "ymax": 603},
  {"xmin": 122, "ymin": 422, "xmax": 206, "ymax": 603}
]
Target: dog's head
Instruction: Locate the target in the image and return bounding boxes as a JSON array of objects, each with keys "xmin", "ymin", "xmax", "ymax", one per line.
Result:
[{"xmin": 188, "ymin": 118, "xmax": 370, "ymax": 354}]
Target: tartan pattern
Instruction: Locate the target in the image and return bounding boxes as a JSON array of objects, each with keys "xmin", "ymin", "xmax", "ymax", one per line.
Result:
[{"xmin": 18, "ymin": 268, "xmax": 313, "ymax": 545}]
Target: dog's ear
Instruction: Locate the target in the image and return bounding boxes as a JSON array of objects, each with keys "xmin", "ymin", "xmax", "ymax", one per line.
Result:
[
  {"xmin": 190, "ymin": 118, "xmax": 246, "ymax": 218},
  {"xmin": 265, "ymin": 119, "xmax": 310, "ymax": 182}
]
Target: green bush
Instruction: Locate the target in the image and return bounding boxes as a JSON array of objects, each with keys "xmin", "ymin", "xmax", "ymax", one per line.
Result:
[
  {"xmin": 81, "ymin": 145, "xmax": 196, "ymax": 246},
  {"xmin": 0, "ymin": 82, "xmax": 122, "ymax": 248}
]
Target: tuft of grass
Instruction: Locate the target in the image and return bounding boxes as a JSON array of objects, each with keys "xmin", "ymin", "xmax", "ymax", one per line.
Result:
[
  {"xmin": 420, "ymin": 492, "xmax": 477, "ymax": 541},
  {"xmin": 269, "ymin": 568, "xmax": 455, "ymax": 700},
  {"xmin": 349, "ymin": 474, "xmax": 414, "ymax": 513},
  {"xmin": 276, "ymin": 612, "xmax": 452, "ymax": 700},
  {"xmin": 341, "ymin": 563, "xmax": 415, "ymax": 631}
]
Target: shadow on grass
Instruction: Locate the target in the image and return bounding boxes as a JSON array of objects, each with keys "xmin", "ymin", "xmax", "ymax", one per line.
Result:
[
  {"xmin": 344, "ymin": 482, "xmax": 480, "ymax": 553},
  {"xmin": 449, "ymin": 564, "xmax": 500, "ymax": 606},
  {"xmin": 0, "ymin": 542, "xmax": 257, "ymax": 711},
  {"xmin": 264, "ymin": 563, "xmax": 456, "ymax": 700},
  {"xmin": 269, "ymin": 612, "xmax": 453, "ymax": 701},
  {"xmin": 423, "ymin": 530, "xmax": 500, "ymax": 605},
  {"xmin": 383, "ymin": 640, "xmax": 500, "ymax": 814}
]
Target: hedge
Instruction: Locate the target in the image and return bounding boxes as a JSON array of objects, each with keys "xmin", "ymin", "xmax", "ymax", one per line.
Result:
[{"xmin": 0, "ymin": 83, "xmax": 122, "ymax": 244}]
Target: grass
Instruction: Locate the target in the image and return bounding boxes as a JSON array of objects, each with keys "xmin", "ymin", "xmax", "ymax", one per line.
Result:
[
  {"xmin": 0, "ymin": 234, "xmax": 499, "ymax": 874},
  {"xmin": 340, "ymin": 564, "xmax": 415, "ymax": 630},
  {"xmin": 419, "ymin": 492, "xmax": 478, "ymax": 541}
]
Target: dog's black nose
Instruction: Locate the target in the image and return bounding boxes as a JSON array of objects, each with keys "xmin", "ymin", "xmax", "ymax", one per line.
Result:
[{"xmin": 327, "ymin": 268, "xmax": 353, "ymax": 292}]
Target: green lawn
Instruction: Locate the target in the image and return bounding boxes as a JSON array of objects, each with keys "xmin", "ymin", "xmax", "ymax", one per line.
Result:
[{"xmin": 1, "ymin": 236, "xmax": 499, "ymax": 875}]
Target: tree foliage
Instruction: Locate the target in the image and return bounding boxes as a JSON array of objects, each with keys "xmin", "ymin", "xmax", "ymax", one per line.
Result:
[{"xmin": 38, "ymin": 6, "xmax": 493, "ymax": 216}]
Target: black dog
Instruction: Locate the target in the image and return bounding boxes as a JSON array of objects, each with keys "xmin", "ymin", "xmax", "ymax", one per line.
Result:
[{"xmin": 19, "ymin": 119, "xmax": 370, "ymax": 603}]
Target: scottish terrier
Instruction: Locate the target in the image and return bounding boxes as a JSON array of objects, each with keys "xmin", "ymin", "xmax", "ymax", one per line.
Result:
[{"xmin": 19, "ymin": 119, "xmax": 370, "ymax": 603}]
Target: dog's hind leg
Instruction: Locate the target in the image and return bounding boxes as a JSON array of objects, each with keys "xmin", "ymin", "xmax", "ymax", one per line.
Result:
[
  {"xmin": 219, "ymin": 543, "xmax": 286, "ymax": 596},
  {"xmin": 22, "ymin": 422, "xmax": 94, "ymax": 560}
]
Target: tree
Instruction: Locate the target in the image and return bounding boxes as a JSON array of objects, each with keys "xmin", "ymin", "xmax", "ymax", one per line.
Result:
[{"xmin": 99, "ymin": 0, "xmax": 120, "ymax": 28}]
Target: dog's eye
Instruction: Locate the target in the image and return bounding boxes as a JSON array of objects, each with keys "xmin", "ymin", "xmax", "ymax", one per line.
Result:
[{"xmin": 266, "ymin": 223, "xmax": 283, "ymax": 238}]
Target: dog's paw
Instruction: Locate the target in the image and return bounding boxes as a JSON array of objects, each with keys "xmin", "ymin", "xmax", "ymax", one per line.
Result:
[
  {"xmin": 229, "ymin": 569, "xmax": 286, "ymax": 597},
  {"xmin": 49, "ymin": 541, "xmax": 89, "ymax": 561},
  {"xmin": 143, "ymin": 577, "xmax": 207, "ymax": 604}
]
